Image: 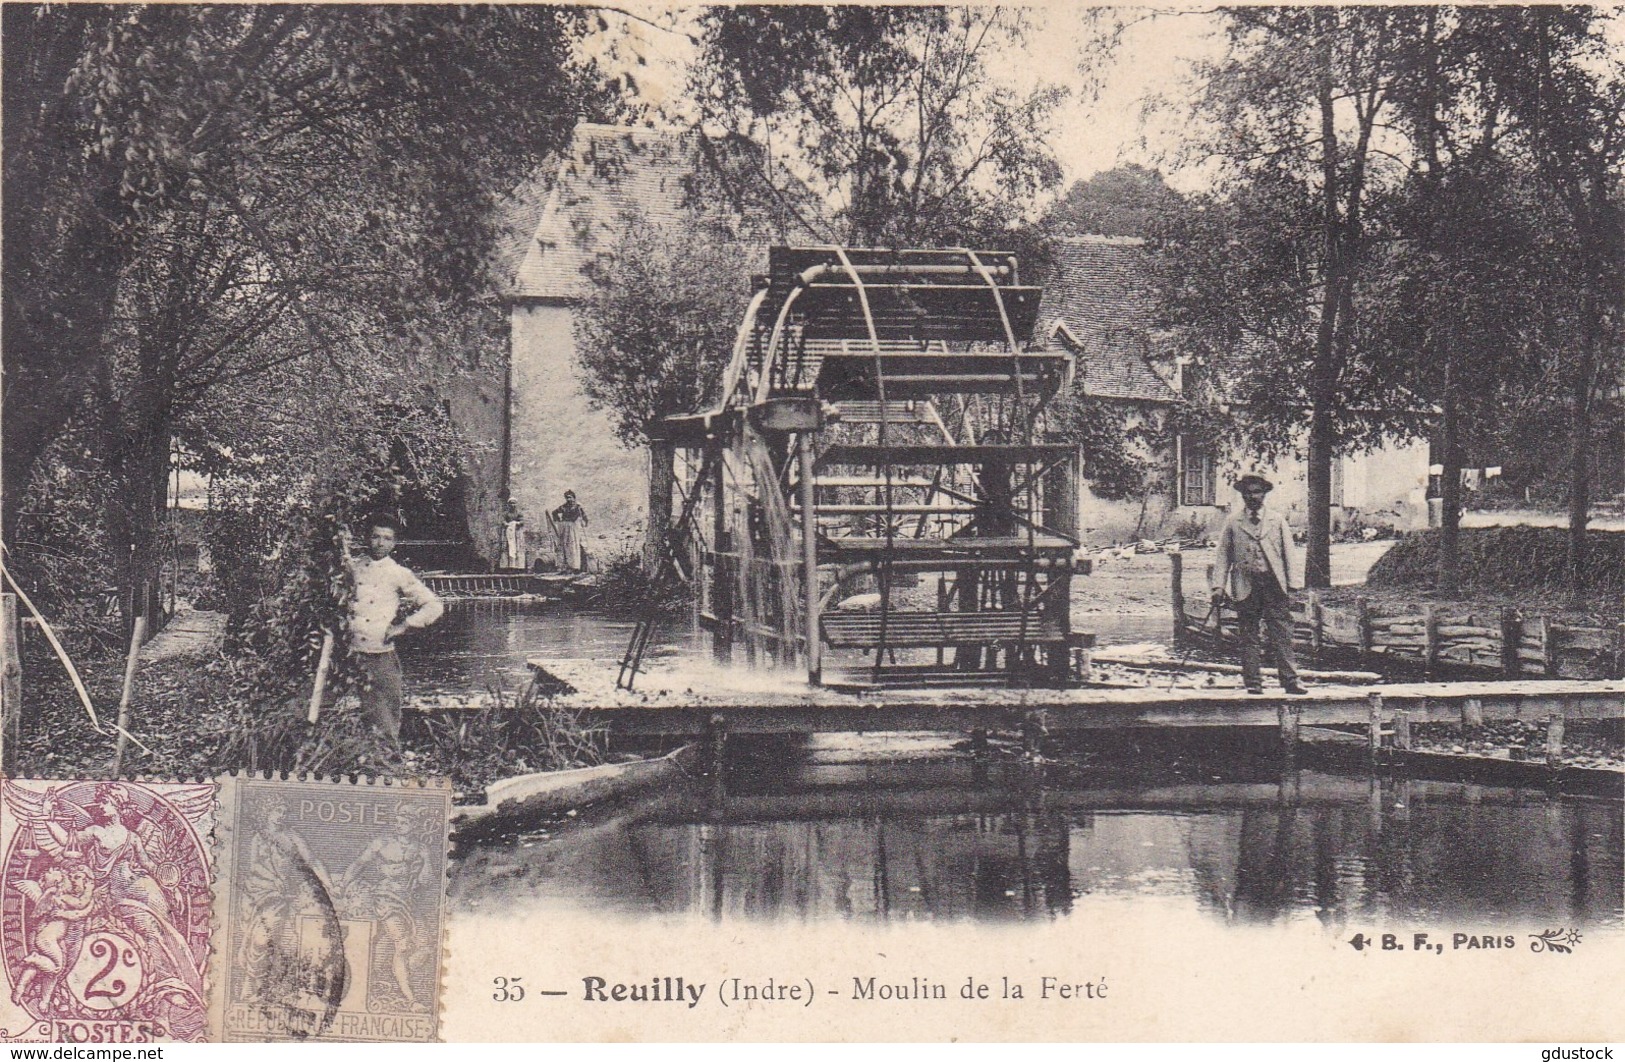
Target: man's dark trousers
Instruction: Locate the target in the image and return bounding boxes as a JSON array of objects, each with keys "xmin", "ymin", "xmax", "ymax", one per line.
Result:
[
  {"xmin": 356, "ymin": 649, "xmax": 404, "ymax": 743},
  {"xmin": 1234, "ymin": 577, "xmax": 1300, "ymax": 690}
]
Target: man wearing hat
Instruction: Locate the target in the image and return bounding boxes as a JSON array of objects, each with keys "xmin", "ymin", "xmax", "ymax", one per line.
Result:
[{"xmin": 1211, "ymin": 474, "xmax": 1307, "ymax": 695}]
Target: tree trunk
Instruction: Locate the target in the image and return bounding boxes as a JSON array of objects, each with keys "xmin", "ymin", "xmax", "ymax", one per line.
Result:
[
  {"xmin": 1304, "ymin": 20, "xmax": 1341, "ymax": 591},
  {"xmin": 1566, "ymin": 309, "xmax": 1596, "ymax": 589},
  {"xmin": 1304, "ymin": 406, "xmax": 1334, "ymax": 589},
  {"xmin": 1437, "ymin": 370, "xmax": 1462, "ymax": 593},
  {"xmin": 1, "ymin": 7, "xmax": 131, "ymax": 539},
  {"xmin": 644, "ymin": 440, "xmax": 676, "ymax": 576},
  {"xmin": 105, "ymin": 413, "xmax": 172, "ymax": 636}
]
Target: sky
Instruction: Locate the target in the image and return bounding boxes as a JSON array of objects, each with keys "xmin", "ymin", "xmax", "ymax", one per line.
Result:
[{"xmin": 585, "ymin": 4, "xmax": 1231, "ymax": 202}]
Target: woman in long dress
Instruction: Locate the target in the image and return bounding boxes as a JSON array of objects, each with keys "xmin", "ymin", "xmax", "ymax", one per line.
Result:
[{"xmin": 551, "ymin": 490, "xmax": 588, "ymax": 571}]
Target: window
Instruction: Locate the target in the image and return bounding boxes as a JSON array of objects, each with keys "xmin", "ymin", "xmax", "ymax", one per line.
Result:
[{"xmin": 1178, "ymin": 436, "xmax": 1215, "ymax": 506}]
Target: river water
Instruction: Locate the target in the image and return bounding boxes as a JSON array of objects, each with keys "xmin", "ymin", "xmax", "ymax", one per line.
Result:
[
  {"xmin": 426, "ymin": 603, "xmax": 1622, "ymax": 932},
  {"xmin": 408, "ymin": 602, "xmax": 702, "ymax": 696},
  {"xmin": 450, "ymin": 736, "xmax": 1624, "ymax": 932},
  {"xmin": 407, "ymin": 598, "xmax": 1170, "ymax": 697}
]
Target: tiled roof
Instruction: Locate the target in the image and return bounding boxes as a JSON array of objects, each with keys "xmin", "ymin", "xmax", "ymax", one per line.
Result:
[
  {"xmin": 1038, "ymin": 235, "xmax": 1178, "ymax": 403},
  {"xmin": 490, "ymin": 163, "xmax": 557, "ymax": 291},
  {"xmin": 503, "ymin": 123, "xmax": 826, "ymax": 301}
]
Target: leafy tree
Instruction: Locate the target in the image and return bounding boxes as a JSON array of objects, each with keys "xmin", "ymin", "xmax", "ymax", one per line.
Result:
[
  {"xmin": 574, "ymin": 216, "xmax": 756, "ymax": 570},
  {"xmin": 1045, "ymin": 164, "xmax": 1185, "ymax": 239},
  {"xmin": 1374, "ymin": 7, "xmax": 1555, "ymax": 591},
  {"xmin": 1461, "ymin": 6, "xmax": 1625, "ymax": 586},
  {"xmin": 1044, "ymin": 392, "xmax": 1154, "ymax": 503},
  {"xmin": 1153, "ymin": 8, "xmax": 1426, "ymax": 588},
  {"xmin": 691, "ymin": 6, "xmax": 1065, "ymax": 247},
  {"xmin": 4, "ymin": 5, "xmax": 601, "ymax": 623}
]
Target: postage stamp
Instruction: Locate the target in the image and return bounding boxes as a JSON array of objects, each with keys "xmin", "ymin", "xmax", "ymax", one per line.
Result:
[
  {"xmin": 0, "ymin": 780, "xmax": 216, "ymax": 1044},
  {"xmin": 210, "ymin": 776, "xmax": 450, "ymax": 1043}
]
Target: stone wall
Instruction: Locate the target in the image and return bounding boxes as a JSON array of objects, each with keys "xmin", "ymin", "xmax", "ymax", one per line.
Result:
[
  {"xmin": 507, "ymin": 302, "xmax": 648, "ymax": 565},
  {"xmin": 1074, "ymin": 432, "xmax": 1432, "ymax": 547},
  {"xmin": 442, "ymin": 363, "xmax": 508, "ymax": 565}
]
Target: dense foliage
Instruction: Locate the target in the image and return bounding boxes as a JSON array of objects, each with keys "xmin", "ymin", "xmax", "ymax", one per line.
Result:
[
  {"xmin": 1149, "ymin": 6, "xmax": 1623, "ymax": 589},
  {"xmin": 692, "ymin": 6, "xmax": 1065, "ymax": 248},
  {"xmin": 4, "ymin": 4, "xmax": 603, "ymax": 631},
  {"xmin": 1367, "ymin": 527, "xmax": 1624, "ymax": 604}
]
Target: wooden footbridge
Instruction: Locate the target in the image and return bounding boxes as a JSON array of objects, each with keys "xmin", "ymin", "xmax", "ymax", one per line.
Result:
[{"xmin": 540, "ymin": 656, "xmax": 1621, "ymax": 752}]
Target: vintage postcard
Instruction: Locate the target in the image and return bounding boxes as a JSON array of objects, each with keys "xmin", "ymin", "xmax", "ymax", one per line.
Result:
[
  {"xmin": 0, "ymin": 780, "xmax": 216, "ymax": 1043},
  {"xmin": 1, "ymin": 0, "xmax": 1622, "ymax": 1046},
  {"xmin": 210, "ymin": 776, "xmax": 450, "ymax": 1043}
]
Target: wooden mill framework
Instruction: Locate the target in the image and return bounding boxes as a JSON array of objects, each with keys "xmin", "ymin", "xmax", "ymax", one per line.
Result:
[{"xmin": 640, "ymin": 247, "xmax": 1085, "ymax": 690}]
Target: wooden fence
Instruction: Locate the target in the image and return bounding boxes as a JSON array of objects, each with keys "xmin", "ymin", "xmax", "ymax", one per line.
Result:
[{"xmin": 1170, "ymin": 553, "xmax": 1625, "ymax": 680}]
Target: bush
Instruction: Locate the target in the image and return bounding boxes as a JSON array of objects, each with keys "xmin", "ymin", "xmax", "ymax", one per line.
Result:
[
  {"xmin": 1366, "ymin": 527, "xmax": 1624, "ymax": 598},
  {"xmin": 593, "ymin": 551, "xmax": 691, "ymax": 618},
  {"xmin": 416, "ymin": 670, "xmax": 603, "ymax": 795}
]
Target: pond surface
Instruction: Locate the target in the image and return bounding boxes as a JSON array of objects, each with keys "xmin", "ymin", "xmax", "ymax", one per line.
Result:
[
  {"xmin": 424, "ymin": 600, "xmax": 1621, "ymax": 933},
  {"xmin": 450, "ymin": 738, "xmax": 1624, "ymax": 931},
  {"xmin": 406, "ymin": 602, "xmax": 700, "ymax": 696}
]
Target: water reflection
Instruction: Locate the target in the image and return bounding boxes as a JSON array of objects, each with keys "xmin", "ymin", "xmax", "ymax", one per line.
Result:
[{"xmin": 451, "ymin": 749, "xmax": 1623, "ymax": 931}]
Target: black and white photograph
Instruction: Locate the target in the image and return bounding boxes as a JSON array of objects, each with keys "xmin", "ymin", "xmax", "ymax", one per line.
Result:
[{"xmin": 0, "ymin": 1, "xmax": 1620, "ymax": 1044}]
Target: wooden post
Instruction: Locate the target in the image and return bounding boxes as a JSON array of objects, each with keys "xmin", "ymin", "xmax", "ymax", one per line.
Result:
[
  {"xmin": 1022, "ymin": 709, "xmax": 1046, "ymax": 758},
  {"xmin": 1045, "ymin": 445, "xmax": 1080, "ymax": 682},
  {"xmin": 710, "ymin": 445, "xmax": 733, "ymax": 664},
  {"xmin": 1461, "ymin": 696, "xmax": 1483, "ymax": 742},
  {"xmin": 1170, "ymin": 552, "xmax": 1185, "ymax": 646},
  {"xmin": 1423, "ymin": 604, "xmax": 1439, "ymax": 676},
  {"xmin": 1367, "ymin": 691, "xmax": 1384, "ymax": 756},
  {"xmin": 708, "ymin": 713, "xmax": 729, "ymax": 802},
  {"xmin": 1537, "ymin": 615, "xmax": 1557, "ymax": 676},
  {"xmin": 1614, "ymin": 623, "xmax": 1625, "ymax": 679},
  {"xmin": 1356, "ymin": 597, "xmax": 1373, "ymax": 668},
  {"xmin": 1, "ymin": 594, "xmax": 20, "ymax": 756},
  {"xmin": 1309, "ymin": 590, "xmax": 1324, "ymax": 662},
  {"xmin": 111, "ymin": 613, "xmax": 148, "ymax": 776},
  {"xmin": 1500, "ymin": 606, "xmax": 1522, "ymax": 678},
  {"xmin": 307, "ymin": 631, "xmax": 335, "ymax": 724},
  {"xmin": 798, "ymin": 433, "xmax": 821, "ymax": 686},
  {"xmin": 1394, "ymin": 709, "xmax": 1412, "ymax": 752},
  {"xmin": 1278, "ymin": 703, "xmax": 1300, "ymax": 751},
  {"xmin": 1545, "ymin": 712, "xmax": 1565, "ymax": 771}
]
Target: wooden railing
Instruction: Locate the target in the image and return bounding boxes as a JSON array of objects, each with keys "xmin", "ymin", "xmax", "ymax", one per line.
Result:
[{"xmin": 1170, "ymin": 553, "xmax": 1624, "ymax": 680}]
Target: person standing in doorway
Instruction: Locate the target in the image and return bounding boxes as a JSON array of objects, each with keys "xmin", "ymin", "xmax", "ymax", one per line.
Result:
[
  {"xmin": 551, "ymin": 490, "xmax": 589, "ymax": 572},
  {"xmin": 348, "ymin": 515, "xmax": 443, "ymax": 743},
  {"xmin": 1211, "ymin": 474, "xmax": 1307, "ymax": 696}
]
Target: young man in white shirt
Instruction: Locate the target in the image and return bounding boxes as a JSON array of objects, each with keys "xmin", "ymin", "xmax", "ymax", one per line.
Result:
[{"xmin": 348, "ymin": 516, "xmax": 443, "ymax": 743}]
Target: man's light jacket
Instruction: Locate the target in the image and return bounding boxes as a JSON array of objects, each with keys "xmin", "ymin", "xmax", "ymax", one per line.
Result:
[{"xmin": 1211, "ymin": 506, "xmax": 1300, "ymax": 601}]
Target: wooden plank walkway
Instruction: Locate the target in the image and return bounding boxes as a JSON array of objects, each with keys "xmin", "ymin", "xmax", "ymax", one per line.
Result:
[
  {"xmin": 530, "ymin": 658, "xmax": 1623, "ymax": 737},
  {"xmin": 138, "ymin": 608, "xmax": 226, "ymax": 662}
]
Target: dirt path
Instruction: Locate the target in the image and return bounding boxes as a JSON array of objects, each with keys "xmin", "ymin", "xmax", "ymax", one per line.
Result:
[
  {"xmin": 138, "ymin": 608, "xmax": 226, "ymax": 662},
  {"xmin": 1072, "ymin": 540, "xmax": 1396, "ymax": 647}
]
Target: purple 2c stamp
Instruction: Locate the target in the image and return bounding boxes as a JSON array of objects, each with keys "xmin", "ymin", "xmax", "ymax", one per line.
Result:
[
  {"xmin": 0, "ymin": 780, "xmax": 216, "ymax": 1044},
  {"xmin": 211, "ymin": 777, "xmax": 449, "ymax": 1043}
]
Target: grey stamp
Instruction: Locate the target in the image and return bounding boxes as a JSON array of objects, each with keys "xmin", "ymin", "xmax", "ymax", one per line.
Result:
[{"xmin": 211, "ymin": 777, "xmax": 450, "ymax": 1043}]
